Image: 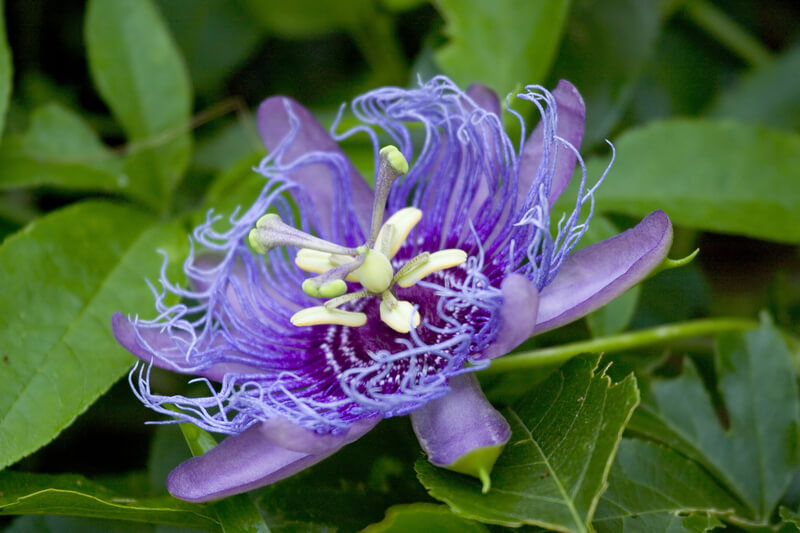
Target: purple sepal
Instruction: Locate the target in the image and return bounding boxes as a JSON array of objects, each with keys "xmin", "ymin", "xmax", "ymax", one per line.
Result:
[
  {"xmin": 257, "ymin": 96, "xmax": 374, "ymax": 236},
  {"xmin": 481, "ymin": 274, "xmax": 539, "ymax": 360},
  {"xmin": 519, "ymin": 79, "xmax": 585, "ymax": 206},
  {"xmin": 111, "ymin": 313, "xmax": 260, "ymax": 381},
  {"xmin": 466, "ymin": 83, "xmax": 501, "ymax": 116},
  {"xmin": 535, "ymin": 210, "xmax": 673, "ymax": 333},
  {"xmin": 411, "ymin": 373, "xmax": 511, "ymax": 467},
  {"xmin": 167, "ymin": 417, "xmax": 378, "ymax": 502},
  {"xmin": 259, "ymin": 415, "xmax": 379, "ymax": 454}
]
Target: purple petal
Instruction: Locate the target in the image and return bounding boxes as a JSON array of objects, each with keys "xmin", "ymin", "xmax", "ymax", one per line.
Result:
[
  {"xmin": 466, "ymin": 83, "xmax": 501, "ymax": 116},
  {"xmin": 167, "ymin": 417, "xmax": 377, "ymax": 502},
  {"xmin": 481, "ymin": 274, "xmax": 539, "ymax": 360},
  {"xmin": 111, "ymin": 313, "xmax": 260, "ymax": 381},
  {"xmin": 519, "ymin": 79, "xmax": 585, "ymax": 206},
  {"xmin": 257, "ymin": 96, "xmax": 374, "ymax": 236},
  {"xmin": 411, "ymin": 373, "xmax": 510, "ymax": 467},
  {"xmin": 259, "ymin": 415, "xmax": 379, "ymax": 454},
  {"xmin": 535, "ymin": 210, "xmax": 673, "ymax": 333}
]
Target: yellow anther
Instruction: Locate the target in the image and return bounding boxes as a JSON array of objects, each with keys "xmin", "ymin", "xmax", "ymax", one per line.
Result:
[
  {"xmin": 375, "ymin": 207, "xmax": 422, "ymax": 258},
  {"xmin": 395, "ymin": 249, "xmax": 468, "ymax": 288},
  {"xmin": 379, "ymin": 145, "xmax": 409, "ymax": 175},
  {"xmin": 290, "ymin": 306, "xmax": 367, "ymax": 328},
  {"xmin": 379, "ymin": 298, "xmax": 420, "ymax": 333},
  {"xmin": 353, "ymin": 249, "xmax": 393, "ymax": 293}
]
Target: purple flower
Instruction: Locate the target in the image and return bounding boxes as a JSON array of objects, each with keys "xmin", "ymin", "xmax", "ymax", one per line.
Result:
[{"xmin": 112, "ymin": 76, "xmax": 672, "ymax": 502}]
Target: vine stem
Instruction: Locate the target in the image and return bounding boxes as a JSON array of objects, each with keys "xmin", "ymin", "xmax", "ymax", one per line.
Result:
[
  {"xmin": 681, "ymin": 0, "xmax": 771, "ymax": 68},
  {"xmin": 482, "ymin": 318, "xmax": 759, "ymax": 375}
]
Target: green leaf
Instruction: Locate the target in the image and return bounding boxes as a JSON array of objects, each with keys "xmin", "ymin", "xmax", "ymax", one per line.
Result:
[
  {"xmin": 416, "ymin": 355, "xmax": 639, "ymax": 532},
  {"xmin": 593, "ymin": 439, "xmax": 739, "ymax": 532},
  {"xmin": 0, "ymin": 104, "xmax": 129, "ymax": 193},
  {"xmin": 587, "ymin": 119, "xmax": 800, "ymax": 243},
  {"xmin": 709, "ymin": 43, "xmax": 800, "ymax": 131},
  {"xmin": 5, "ymin": 515, "xmax": 160, "ymax": 533},
  {"xmin": 361, "ymin": 504, "xmax": 489, "ymax": 533},
  {"xmin": 0, "ymin": 201, "xmax": 187, "ymax": 470},
  {"xmin": 155, "ymin": 0, "xmax": 264, "ymax": 96},
  {"xmin": 580, "ymin": 216, "xmax": 640, "ymax": 336},
  {"xmin": 550, "ymin": 0, "xmax": 662, "ymax": 147},
  {"xmin": 85, "ymin": 0, "xmax": 193, "ymax": 209},
  {"xmin": 0, "ymin": 471, "xmax": 219, "ymax": 531},
  {"xmin": 434, "ymin": 0, "xmax": 570, "ymax": 97},
  {"xmin": 0, "ymin": 0, "xmax": 11, "ymax": 140},
  {"xmin": 628, "ymin": 319, "xmax": 800, "ymax": 523},
  {"xmin": 177, "ymin": 421, "xmax": 271, "ymax": 533}
]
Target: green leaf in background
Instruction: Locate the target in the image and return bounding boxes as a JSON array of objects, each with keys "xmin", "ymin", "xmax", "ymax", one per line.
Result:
[
  {"xmin": 177, "ymin": 419, "xmax": 271, "ymax": 533},
  {"xmin": 709, "ymin": 43, "xmax": 800, "ymax": 131},
  {"xmin": 155, "ymin": 0, "xmax": 264, "ymax": 97},
  {"xmin": 593, "ymin": 439, "xmax": 738, "ymax": 532},
  {"xmin": 0, "ymin": 0, "xmax": 11, "ymax": 140},
  {"xmin": 416, "ymin": 355, "xmax": 639, "ymax": 532},
  {"xmin": 362, "ymin": 504, "xmax": 489, "ymax": 533},
  {"xmin": 628, "ymin": 319, "xmax": 800, "ymax": 523},
  {"xmin": 550, "ymin": 0, "xmax": 662, "ymax": 148},
  {"xmin": 0, "ymin": 201, "xmax": 187, "ymax": 470},
  {"xmin": 586, "ymin": 119, "xmax": 800, "ymax": 243},
  {"xmin": 434, "ymin": 0, "xmax": 570, "ymax": 97},
  {"xmin": 0, "ymin": 104, "xmax": 128, "ymax": 193},
  {"xmin": 0, "ymin": 471, "xmax": 219, "ymax": 531},
  {"xmin": 85, "ymin": 0, "xmax": 193, "ymax": 211},
  {"xmin": 580, "ymin": 216, "xmax": 640, "ymax": 337}
]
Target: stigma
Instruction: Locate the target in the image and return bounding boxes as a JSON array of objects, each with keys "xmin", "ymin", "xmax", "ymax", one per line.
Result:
[{"xmin": 249, "ymin": 145, "xmax": 467, "ymax": 333}]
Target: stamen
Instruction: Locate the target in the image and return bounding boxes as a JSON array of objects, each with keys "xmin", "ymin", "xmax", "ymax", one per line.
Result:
[
  {"xmin": 379, "ymin": 292, "xmax": 420, "ymax": 333},
  {"xmin": 352, "ymin": 249, "xmax": 394, "ymax": 293},
  {"xmin": 367, "ymin": 146, "xmax": 409, "ymax": 247},
  {"xmin": 291, "ymin": 306, "xmax": 367, "ymax": 328},
  {"xmin": 375, "ymin": 207, "xmax": 422, "ymax": 258},
  {"xmin": 249, "ymin": 214, "xmax": 356, "ymax": 256},
  {"xmin": 395, "ymin": 249, "xmax": 468, "ymax": 288},
  {"xmin": 324, "ymin": 290, "xmax": 370, "ymax": 309}
]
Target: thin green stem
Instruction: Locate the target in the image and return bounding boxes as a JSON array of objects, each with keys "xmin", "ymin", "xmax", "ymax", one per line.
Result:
[
  {"xmin": 482, "ymin": 318, "xmax": 758, "ymax": 375},
  {"xmin": 681, "ymin": 0, "xmax": 771, "ymax": 68}
]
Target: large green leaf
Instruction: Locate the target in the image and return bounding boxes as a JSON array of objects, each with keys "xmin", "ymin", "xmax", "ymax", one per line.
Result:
[
  {"xmin": 0, "ymin": 471, "xmax": 219, "ymax": 531},
  {"xmin": 593, "ymin": 439, "xmax": 739, "ymax": 532},
  {"xmin": 628, "ymin": 319, "xmax": 800, "ymax": 523},
  {"xmin": 709, "ymin": 43, "xmax": 800, "ymax": 131},
  {"xmin": 85, "ymin": 0, "xmax": 193, "ymax": 210},
  {"xmin": 362, "ymin": 504, "xmax": 489, "ymax": 533},
  {"xmin": 586, "ymin": 119, "xmax": 800, "ymax": 243},
  {"xmin": 416, "ymin": 356, "xmax": 639, "ymax": 532},
  {"xmin": 550, "ymin": 0, "xmax": 662, "ymax": 147},
  {"xmin": 434, "ymin": 0, "xmax": 570, "ymax": 97},
  {"xmin": 0, "ymin": 0, "xmax": 11, "ymax": 140},
  {"xmin": 0, "ymin": 201, "xmax": 187, "ymax": 470},
  {"xmin": 0, "ymin": 104, "xmax": 128, "ymax": 193}
]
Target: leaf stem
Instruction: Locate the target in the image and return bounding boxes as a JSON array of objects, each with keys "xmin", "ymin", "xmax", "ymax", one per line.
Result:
[
  {"xmin": 482, "ymin": 318, "xmax": 758, "ymax": 375},
  {"xmin": 681, "ymin": 0, "xmax": 771, "ymax": 68}
]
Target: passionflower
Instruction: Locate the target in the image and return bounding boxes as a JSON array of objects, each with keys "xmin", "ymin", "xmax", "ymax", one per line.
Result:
[{"xmin": 112, "ymin": 76, "xmax": 672, "ymax": 502}]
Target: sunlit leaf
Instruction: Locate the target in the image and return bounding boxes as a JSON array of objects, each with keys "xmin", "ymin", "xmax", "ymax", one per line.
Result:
[
  {"xmin": 0, "ymin": 471, "xmax": 219, "ymax": 531},
  {"xmin": 362, "ymin": 504, "xmax": 489, "ymax": 533},
  {"xmin": 417, "ymin": 355, "xmax": 639, "ymax": 531},
  {"xmin": 585, "ymin": 119, "xmax": 800, "ymax": 243},
  {"xmin": 434, "ymin": 0, "xmax": 570, "ymax": 97},
  {"xmin": 628, "ymin": 319, "xmax": 800, "ymax": 523},
  {"xmin": 85, "ymin": 0, "xmax": 193, "ymax": 210},
  {"xmin": 594, "ymin": 439, "xmax": 739, "ymax": 532},
  {"xmin": 0, "ymin": 201, "xmax": 187, "ymax": 470}
]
